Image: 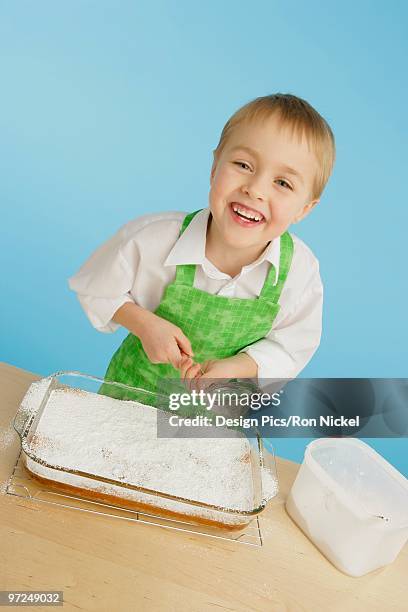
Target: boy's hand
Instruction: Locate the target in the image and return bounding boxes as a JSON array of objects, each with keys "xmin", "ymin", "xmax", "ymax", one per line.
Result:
[
  {"xmin": 179, "ymin": 355, "xmax": 202, "ymax": 383},
  {"xmin": 136, "ymin": 311, "xmax": 193, "ymax": 369},
  {"xmin": 179, "ymin": 353, "xmax": 258, "ymax": 390}
]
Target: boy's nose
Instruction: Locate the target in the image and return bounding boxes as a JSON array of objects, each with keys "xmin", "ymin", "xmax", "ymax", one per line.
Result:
[{"xmin": 241, "ymin": 174, "xmax": 270, "ymax": 202}]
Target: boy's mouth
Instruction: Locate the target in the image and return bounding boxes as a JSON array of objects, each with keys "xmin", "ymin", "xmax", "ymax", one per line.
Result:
[{"xmin": 229, "ymin": 202, "xmax": 266, "ymax": 226}]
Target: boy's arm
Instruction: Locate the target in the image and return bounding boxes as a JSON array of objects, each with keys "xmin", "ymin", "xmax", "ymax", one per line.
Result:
[
  {"xmin": 75, "ymin": 293, "xmax": 135, "ymax": 333},
  {"xmin": 111, "ymin": 301, "xmax": 154, "ymax": 336},
  {"xmin": 112, "ymin": 302, "xmax": 193, "ymax": 369}
]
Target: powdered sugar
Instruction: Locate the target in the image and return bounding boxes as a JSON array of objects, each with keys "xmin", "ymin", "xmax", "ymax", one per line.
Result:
[
  {"xmin": 0, "ymin": 424, "xmax": 18, "ymax": 495},
  {"xmin": 0, "ymin": 479, "xmax": 10, "ymax": 495},
  {"xmin": 0, "ymin": 427, "xmax": 16, "ymax": 450},
  {"xmin": 19, "ymin": 382, "xmax": 277, "ymax": 523},
  {"xmin": 17, "ymin": 377, "xmax": 53, "ymax": 428}
]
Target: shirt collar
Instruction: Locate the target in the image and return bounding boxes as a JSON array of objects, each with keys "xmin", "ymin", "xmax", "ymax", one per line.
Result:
[
  {"xmin": 164, "ymin": 207, "xmax": 281, "ymax": 285},
  {"xmin": 164, "ymin": 208, "xmax": 209, "ymax": 267}
]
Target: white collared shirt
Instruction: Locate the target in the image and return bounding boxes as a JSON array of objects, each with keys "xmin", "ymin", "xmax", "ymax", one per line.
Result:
[{"xmin": 68, "ymin": 208, "xmax": 323, "ymax": 379}]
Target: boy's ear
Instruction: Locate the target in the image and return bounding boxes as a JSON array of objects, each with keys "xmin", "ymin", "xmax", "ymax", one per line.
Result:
[{"xmin": 293, "ymin": 199, "xmax": 319, "ymax": 223}]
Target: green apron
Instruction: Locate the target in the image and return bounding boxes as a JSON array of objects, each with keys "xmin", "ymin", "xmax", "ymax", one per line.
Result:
[{"xmin": 98, "ymin": 210, "xmax": 294, "ymax": 406}]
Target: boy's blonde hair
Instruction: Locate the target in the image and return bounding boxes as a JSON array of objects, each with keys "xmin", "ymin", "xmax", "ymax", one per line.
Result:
[{"xmin": 214, "ymin": 93, "xmax": 336, "ymax": 200}]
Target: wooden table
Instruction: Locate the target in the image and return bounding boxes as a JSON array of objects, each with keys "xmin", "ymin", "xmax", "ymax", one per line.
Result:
[{"xmin": 1, "ymin": 362, "xmax": 407, "ymax": 611}]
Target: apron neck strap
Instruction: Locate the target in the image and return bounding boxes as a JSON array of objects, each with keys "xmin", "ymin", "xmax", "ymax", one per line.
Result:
[
  {"xmin": 180, "ymin": 210, "xmax": 201, "ymax": 234},
  {"xmin": 174, "ymin": 210, "xmax": 202, "ymax": 286},
  {"xmin": 259, "ymin": 232, "xmax": 294, "ymax": 302}
]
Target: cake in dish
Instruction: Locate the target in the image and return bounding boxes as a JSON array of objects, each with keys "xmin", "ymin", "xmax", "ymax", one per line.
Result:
[{"xmin": 18, "ymin": 377, "xmax": 278, "ymax": 529}]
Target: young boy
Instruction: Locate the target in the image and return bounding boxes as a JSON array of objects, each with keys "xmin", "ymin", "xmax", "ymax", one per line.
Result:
[{"xmin": 68, "ymin": 93, "xmax": 335, "ymax": 397}]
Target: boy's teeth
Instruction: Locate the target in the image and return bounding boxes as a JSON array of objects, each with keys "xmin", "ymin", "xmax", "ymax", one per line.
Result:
[{"xmin": 232, "ymin": 204, "xmax": 263, "ymax": 222}]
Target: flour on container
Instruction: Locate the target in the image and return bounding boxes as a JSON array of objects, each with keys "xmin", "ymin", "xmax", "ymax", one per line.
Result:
[{"xmin": 18, "ymin": 377, "xmax": 53, "ymax": 423}]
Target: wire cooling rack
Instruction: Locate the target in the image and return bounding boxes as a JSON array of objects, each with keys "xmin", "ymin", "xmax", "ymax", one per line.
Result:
[{"xmin": 6, "ymin": 449, "xmax": 263, "ymax": 547}]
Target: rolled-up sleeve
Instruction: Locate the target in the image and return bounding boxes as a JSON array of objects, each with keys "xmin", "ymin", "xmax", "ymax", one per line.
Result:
[
  {"xmin": 242, "ymin": 272, "xmax": 323, "ymax": 380},
  {"xmin": 75, "ymin": 293, "xmax": 135, "ymax": 333},
  {"xmin": 68, "ymin": 227, "xmax": 138, "ymax": 333}
]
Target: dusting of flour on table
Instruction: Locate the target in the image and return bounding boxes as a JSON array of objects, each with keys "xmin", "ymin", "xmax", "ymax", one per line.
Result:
[
  {"xmin": 22, "ymin": 383, "xmax": 278, "ymax": 524},
  {"xmin": 0, "ymin": 423, "xmax": 18, "ymax": 494},
  {"xmin": 0, "ymin": 427, "xmax": 15, "ymax": 449}
]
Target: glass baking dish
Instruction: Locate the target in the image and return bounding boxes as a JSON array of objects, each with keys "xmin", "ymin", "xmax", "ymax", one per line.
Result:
[{"xmin": 13, "ymin": 371, "xmax": 278, "ymax": 530}]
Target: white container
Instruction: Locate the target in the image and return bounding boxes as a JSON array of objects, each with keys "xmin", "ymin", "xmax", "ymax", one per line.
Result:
[{"xmin": 286, "ymin": 438, "xmax": 408, "ymax": 576}]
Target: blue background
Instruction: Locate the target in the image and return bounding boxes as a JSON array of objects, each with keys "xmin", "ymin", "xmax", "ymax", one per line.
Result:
[{"xmin": 1, "ymin": 2, "xmax": 407, "ymax": 474}]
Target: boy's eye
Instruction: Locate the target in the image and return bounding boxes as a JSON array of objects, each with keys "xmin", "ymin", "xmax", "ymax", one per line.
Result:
[
  {"xmin": 275, "ymin": 179, "xmax": 292, "ymax": 190},
  {"xmin": 233, "ymin": 161, "xmax": 251, "ymax": 171}
]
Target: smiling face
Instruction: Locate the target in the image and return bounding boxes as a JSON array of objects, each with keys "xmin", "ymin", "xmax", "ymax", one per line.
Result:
[{"xmin": 208, "ymin": 114, "xmax": 320, "ymax": 259}]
